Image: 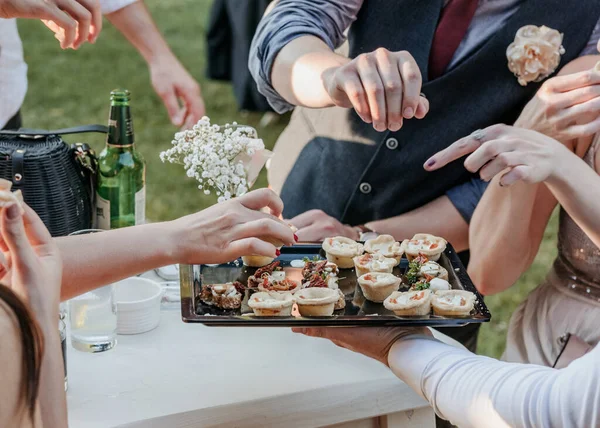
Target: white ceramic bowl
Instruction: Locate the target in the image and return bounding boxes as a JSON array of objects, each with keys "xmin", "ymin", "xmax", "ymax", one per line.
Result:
[{"xmin": 114, "ymin": 277, "xmax": 163, "ymax": 335}]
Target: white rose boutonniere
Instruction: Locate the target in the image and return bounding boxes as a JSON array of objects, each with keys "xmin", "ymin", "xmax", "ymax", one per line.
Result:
[{"xmin": 507, "ymin": 25, "xmax": 566, "ymax": 86}]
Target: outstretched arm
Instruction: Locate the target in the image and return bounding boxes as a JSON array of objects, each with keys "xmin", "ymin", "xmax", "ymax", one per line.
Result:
[
  {"xmin": 57, "ymin": 189, "xmax": 296, "ymax": 300},
  {"xmin": 388, "ymin": 336, "xmax": 600, "ymax": 428},
  {"xmin": 104, "ymin": 0, "xmax": 205, "ymax": 129}
]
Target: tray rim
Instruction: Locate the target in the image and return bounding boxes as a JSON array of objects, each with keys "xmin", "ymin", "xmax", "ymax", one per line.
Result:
[{"xmin": 179, "ymin": 243, "xmax": 491, "ymax": 327}]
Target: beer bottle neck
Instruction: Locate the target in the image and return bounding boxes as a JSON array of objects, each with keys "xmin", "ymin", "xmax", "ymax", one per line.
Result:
[{"xmin": 107, "ymin": 104, "xmax": 135, "ymax": 147}]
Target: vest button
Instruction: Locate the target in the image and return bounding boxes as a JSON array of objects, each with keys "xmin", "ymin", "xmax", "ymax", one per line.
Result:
[
  {"xmin": 359, "ymin": 182, "xmax": 372, "ymax": 194},
  {"xmin": 386, "ymin": 137, "xmax": 399, "ymax": 150}
]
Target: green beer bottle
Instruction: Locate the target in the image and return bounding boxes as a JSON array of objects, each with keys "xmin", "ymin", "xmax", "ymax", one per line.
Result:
[{"xmin": 95, "ymin": 89, "xmax": 146, "ymax": 229}]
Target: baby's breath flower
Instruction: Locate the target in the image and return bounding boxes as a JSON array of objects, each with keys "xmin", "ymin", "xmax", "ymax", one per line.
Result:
[{"xmin": 160, "ymin": 116, "xmax": 268, "ymax": 202}]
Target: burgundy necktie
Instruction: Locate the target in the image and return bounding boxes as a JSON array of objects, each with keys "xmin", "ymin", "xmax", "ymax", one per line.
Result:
[{"xmin": 429, "ymin": 0, "xmax": 480, "ymax": 80}]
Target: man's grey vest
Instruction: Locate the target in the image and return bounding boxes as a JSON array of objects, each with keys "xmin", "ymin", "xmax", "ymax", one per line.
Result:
[{"xmin": 277, "ymin": 0, "xmax": 600, "ymax": 224}]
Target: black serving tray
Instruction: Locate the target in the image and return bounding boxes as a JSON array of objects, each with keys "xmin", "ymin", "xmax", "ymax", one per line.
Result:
[{"xmin": 179, "ymin": 243, "xmax": 491, "ymax": 327}]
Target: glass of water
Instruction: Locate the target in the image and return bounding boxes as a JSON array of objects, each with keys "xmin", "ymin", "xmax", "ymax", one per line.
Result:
[{"xmin": 67, "ymin": 229, "xmax": 117, "ymax": 353}]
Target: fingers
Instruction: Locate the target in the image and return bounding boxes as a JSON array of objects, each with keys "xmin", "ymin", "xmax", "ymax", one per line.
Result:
[
  {"xmin": 357, "ymin": 55, "xmax": 386, "ymax": 131},
  {"xmin": 415, "ymin": 96, "xmax": 429, "ymax": 119},
  {"xmin": 78, "ymin": 0, "xmax": 102, "ymax": 43},
  {"xmin": 555, "ymin": 96, "xmax": 600, "ymax": 133},
  {"xmin": 57, "ymin": 0, "xmax": 92, "ymax": 49},
  {"xmin": 227, "ymin": 237, "xmax": 278, "ymax": 259},
  {"xmin": 544, "ymin": 68, "xmax": 600, "ymax": 93},
  {"xmin": 463, "ymin": 139, "xmax": 518, "ymax": 173},
  {"xmin": 424, "ymin": 125, "xmax": 509, "ymax": 171},
  {"xmin": 41, "ymin": 13, "xmax": 77, "ymax": 49},
  {"xmin": 477, "ymin": 151, "xmax": 522, "ymax": 181},
  {"xmin": 295, "ymin": 224, "xmax": 331, "ymax": 242},
  {"xmin": 22, "ymin": 204, "xmax": 53, "ymax": 247},
  {"xmin": 159, "ymin": 85, "xmax": 185, "ymax": 127},
  {"xmin": 375, "ymin": 49, "xmax": 403, "ymax": 131},
  {"xmin": 397, "ymin": 51, "xmax": 422, "ymax": 120},
  {"xmin": 238, "ymin": 188, "xmax": 284, "ymax": 218},
  {"xmin": 340, "ymin": 73, "xmax": 371, "ymax": 123},
  {"xmin": 177, "ymin": 84, "xmax": 206, "ymax": 130},
  {"xmin": 288, "ymin": 209, "xmax": 324, "ymax": 229},
  {"xmin": 499, "ymin": 165, "xmax": 533, "ymax": 186},
  {"xmin": 232, "ymin": 218, "xmax": 294, "ymax": 247},
  {"xmin": 561, "ymin": 117, "xmax": 600, "ymax": 140},
  {"xmin": 553, "ymin": 84, "xmax": 600, "ymax": 110},
  {"xmin": 1, "ymin": 204, "xmax": 37, "ymax": 281}
]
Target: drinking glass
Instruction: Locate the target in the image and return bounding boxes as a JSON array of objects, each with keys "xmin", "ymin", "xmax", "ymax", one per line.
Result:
[{"xmin": 67, "ymin": 229, "xmax": 117, "ymax": 352}]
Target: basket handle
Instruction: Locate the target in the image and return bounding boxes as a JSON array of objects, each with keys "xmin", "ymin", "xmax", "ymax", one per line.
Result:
[{"xmin": 0, "ymin": 124, "xmax": 108, "ymax": 137}]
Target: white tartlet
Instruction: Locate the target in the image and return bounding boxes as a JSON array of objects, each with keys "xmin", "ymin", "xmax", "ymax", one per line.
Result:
[
  {"xmin": 432, "ymin": 290, "xmax": 475, "ymax": 317},
  {"xmin": 419, "ymin": 261, "xmax": 449, "ymax": 281},
  {"xmin": 357, "ymin": 272, "xmax": 402, "ymax": 303},
  {"xmin": 293, "ymin": 287, "xmax": 340, "ymax": 317},
  {"xmin": 248, "ymin": 292, "xmax": 294, "ymax": 317},
  {"xmin": 242, "ymin": 225, "xmax": 298, "ymax": 267},
  {"xmin": 364, "ymin": 234, "xmax": 403, "ymax": 264},
  {"xmin": 384, "ymin": 290, "xmax": 432, "ymax": 316},
  {"xmin": 429, "ymin": 278, "xmax": 451, "ymax": 292},
  {"xmin": 401, "ymin": 233, "xmax": 447, "ymax": 261},
  {"xmin": 352, "ymin": 253, "xmax": 397, "ymax": 277},
  {"xmin": 322, "ymin": 236, "xmax": 364, "ymax": 269}
]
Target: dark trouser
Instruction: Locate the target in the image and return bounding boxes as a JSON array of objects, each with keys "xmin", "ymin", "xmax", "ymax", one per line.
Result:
[{"xmin": 3, "ymin": 111, "xmax": 22, "ymax": 130}]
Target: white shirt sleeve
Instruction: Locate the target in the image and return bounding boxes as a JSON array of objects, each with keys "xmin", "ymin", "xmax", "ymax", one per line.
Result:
[
  {"xmin": 99, "ymin": 0, "xmax": 139, "ymax": 15},
  {"xmin": 388, "ymin": 335, "xmax": 600, "ymax": 428}
]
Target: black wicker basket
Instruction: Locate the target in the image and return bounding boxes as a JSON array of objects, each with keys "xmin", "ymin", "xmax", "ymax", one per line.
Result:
[{"xmin": 0, "ymin": 125, "xmax": 107, "ymax": 237}]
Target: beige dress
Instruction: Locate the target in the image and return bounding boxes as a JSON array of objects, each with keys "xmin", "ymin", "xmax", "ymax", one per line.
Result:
[{"xmin": 503, "ymin": 135, "xmax": 600, "ymax": 366}]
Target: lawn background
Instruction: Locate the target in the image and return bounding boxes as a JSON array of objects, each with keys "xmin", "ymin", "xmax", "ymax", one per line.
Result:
[{"xmin": 18, "ymin": 0, "xmax": 559, "ymax": 358}]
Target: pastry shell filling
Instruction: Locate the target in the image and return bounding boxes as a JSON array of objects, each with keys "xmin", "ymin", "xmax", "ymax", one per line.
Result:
[
  {"xmin": 248, "ymin": 292, "xmax": 294, "ymax": 316},
  {"xmin": 432, "ymin": 290, "xmax": 475, "ymax": 316},
  {"xmin": 357, "ymin": 272, "xmax": 401, "ymax": 302},
  {"xmin": 322, "ymin": 237, "xmax": 364, "ymax": 268},
  {"xmin": 364, "ymin": 234, "xmax": 403, "ymax": 263},
  {"xmin": 353, "ymin": 253, "xmax": 397, "ymax": 277},
  {"xmin": 401, "ymin": 233, "xmax": 447, "ymax": 261}
]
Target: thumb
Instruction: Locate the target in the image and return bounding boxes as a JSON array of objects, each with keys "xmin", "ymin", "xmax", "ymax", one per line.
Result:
[{"xmin": 1, "ymin": 203, "xmax": 36, "ymax": 274}]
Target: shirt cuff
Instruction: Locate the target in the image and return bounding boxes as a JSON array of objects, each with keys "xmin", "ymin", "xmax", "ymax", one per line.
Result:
[
  {"xmin": 100, "ymin": 0, "xmax": 138, "ymax": 15},
  {"xmin": 445, "ymin": 177, "xmax": 490, "ymax": 224}
]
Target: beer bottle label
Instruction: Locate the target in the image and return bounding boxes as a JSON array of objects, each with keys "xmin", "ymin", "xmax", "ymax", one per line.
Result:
[
  {"xmin": 95, "ymin": 193, "xmax": 111, "ymax": 230},
  {"xmin": 135, "ymin": 186, "xmax": 146, "ymax": 226}
]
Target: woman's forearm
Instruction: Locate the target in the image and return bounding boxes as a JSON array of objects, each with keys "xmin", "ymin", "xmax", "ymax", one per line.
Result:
[
  {"xmin": 105, "ymin": 1, "xmax": 173, "ymax": 64},
  {"xmin": 57, "ymin": 222, "xmax": 177, "ymax": 301},
  {"xmin": 37, "ymin": 325, "xmax": 68, "ymax": 428},
  {"xmin": 468, "ymin": 179, "xmax": 556, "ymax": 295},
  {"xmin": 388, "ymin": 337, "xmax": 600, "ymax": 428},
  {"xmin": 271, "ymin": 35, "xmax": 349, "ymax": 108},
  {"xmin": 366, "ymin": 196, "xmax": 469, "ymax": 252},
  {"xmin": 547, "ymin": 150, "xmax": 600, "ymax": 248}
]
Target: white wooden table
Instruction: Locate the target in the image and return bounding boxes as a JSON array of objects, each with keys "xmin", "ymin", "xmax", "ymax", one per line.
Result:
[{"xmin": 66, "ymin": 273, "xmax": 463, "ymax": 428}]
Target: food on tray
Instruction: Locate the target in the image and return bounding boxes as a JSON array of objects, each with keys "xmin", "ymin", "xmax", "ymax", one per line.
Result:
[
  {"xmin": 384, "ymin": 290, "xmax": 432, "ymax": 316},
  {"xmin": 322, "ymin": 236, "xmax": 364, "ymax": 269},
  {"xmin": 419, "ymin": 261, "xmax": 449, "ymax": 281},
  {"xmin": 242, "ymin": 224, "xmax": 298, "ymax": 267},
  {"xmin": 294, "ymin": 287, "xmax": 340, "ymax": 317},
  {"xmin": 248, "ymin": 291, "xmax": 294, "ymax": 317},
  {"xmin": 404, "ymin": 255, "xmax": 427, "ymax": 285},
  {"xmin": 352, "ymin": 253, "xmax": 397, "ymax": 277},
  {"xmin": 357, "ymin": 272, "xmax": 401, "ymax": 302},
  {"xmin": 432, "ymin": 290, "xmax": 475, "ymax": 317},
  {"xmin": 199, "ymin": 282, "xmax": 245, "ymax": 310},
  {"xmin": 401, "ymin": 233, "xmax": 447, "ymax": 261},
  {"xmin": 302, "ymin": 260, "xmax": 345, "ymax": 310},
  {"xmin": 410, "ymin": 277, "xmax": 451, "ymax": 292},
  {"xmin": 364, "ymin": 234, "xmax": 403, "ymax": 264},
  {"xmin": 0, "ymin": 178, "xmax": 24, "ymax": 212},
  {"xmin": 247, "ymin": 261, "xmax": 300, "ymax": 292}
]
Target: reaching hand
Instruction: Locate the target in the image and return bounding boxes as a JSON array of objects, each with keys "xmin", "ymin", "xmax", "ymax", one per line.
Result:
[
  {"xmin": 288, "ymin": 210, "xmax": 358, "ymax": 242},
  {"xmin": 0, "ymin": 202, "xmax": 62, "ymax": 324},
  {"xmin": 322, "ymin": 48, "xmax": 429, "ymax": 132},
  {"xmin": 0, "ymin": 0, "xmax": 102, "ymax": 49},
  {"xmin": 515, "ymin": 67, "xmax": 600, "ymax": 143},
  {"xmin": 293, "ymin": 327, "xmax": 431, "ymax": 366},
  {"xmin": 150, "ymin": 57, "xmax": 206, "ymax": 130},
  {"xmin": 424, "ymin": 124, "xmax": 571, "ymax": 187},
  {"xmin": 170, "ymin": 189, "xmax": 296, "ymax": 265}
]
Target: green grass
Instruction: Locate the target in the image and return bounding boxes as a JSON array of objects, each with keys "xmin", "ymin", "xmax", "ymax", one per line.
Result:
[{"xmin": 19, "ymin": 0, "xmax": 558, "ymax": 359}]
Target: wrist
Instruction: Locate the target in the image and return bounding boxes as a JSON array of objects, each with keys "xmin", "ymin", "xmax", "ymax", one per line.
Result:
[
  {"xmin": 546, "ymin": 145, "xmax": 573, "ymax": 185},
  {"xmin": 146, "ymin": 222, "xmax": 180, "ymax": 265}
]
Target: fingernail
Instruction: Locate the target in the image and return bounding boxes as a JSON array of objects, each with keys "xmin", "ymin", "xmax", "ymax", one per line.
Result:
[
  {"xmin": 294, "ymin": 234, "xmax": 299, "ymax": 243},
  {"xmin": 6, "ymin": 204, "xmax": 19, "ymax": 219},
  {"xmin": 404, "ymin": 107, "xmax": 414, "ymax": 118},
  {"xmin": 426, "ymin": 158, "xmax": 436, "ymax": 168},
  {"xmin": 275, "ymin": 249, "xmax": 281, "ymax": 257}
]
